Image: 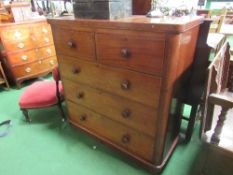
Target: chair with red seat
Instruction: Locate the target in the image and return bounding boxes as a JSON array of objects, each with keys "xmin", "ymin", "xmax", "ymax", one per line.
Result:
[{"xmin": 19, "ymin": 66, "xmax": 66, "ymax": 122}]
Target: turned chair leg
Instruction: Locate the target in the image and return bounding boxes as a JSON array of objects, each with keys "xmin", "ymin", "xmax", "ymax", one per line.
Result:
[
  {"xmin": 211, "ymin": 106, "xmax": 229, "ymax": 145},
  {"xmin": 21, "ymin": 109, "xmax": 31, "ymax": 122},
  {"xmin": 57, "ymin": 103, "xmax": 66, "ymax": 122}
]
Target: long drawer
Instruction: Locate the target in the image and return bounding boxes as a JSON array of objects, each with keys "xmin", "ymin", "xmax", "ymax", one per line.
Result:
[
  {"xmin": 59, "ymin": 56, "xmax": 161, "ymax": 108},
  {"xmin": 11, "ymin": 56, "xmax": 57, "ymax": 78},
  {"xmin": 67, "ymin": 100, "xmax": 155, "ymax": 162},
  {"xmin": 63, "ymin": 79, "xmax": 157, "ymax": 137},
  {"xmin": 52, "ymin": 28, "xmax": 96, "ymax": 61},
  {"xmin": 96, "ymin": 30, "xmax": 165, "ymax": 76}
]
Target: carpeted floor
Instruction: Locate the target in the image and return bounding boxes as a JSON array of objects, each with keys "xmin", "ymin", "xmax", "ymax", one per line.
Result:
[{"xmin": 0, "ymin": 78, "xmax": 205, "ymax": 175}]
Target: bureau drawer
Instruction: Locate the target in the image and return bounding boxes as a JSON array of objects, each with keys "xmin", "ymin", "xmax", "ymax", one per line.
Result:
[
  {"xmin": 7, "ymin": 50, "xmax": 37, "ymax": 66},
  {"xmin": 53, "ymin": 28, "xmax": 95, "ymax": 61},
  {"xmin": 63, "ymin": 79, "xmax": 157, "ymax": 137},
  {"xmin": 33, "ymin": 23, "xmax": 52, "ymax": 37},
  {"xmin": 11, "ymin": 56, "xmax": 57, "ymax": 78},
  {"xmin": 59, "ymin": 56, "xmax": 161, "ymax": 108},
  {"xmin": 36, "ymin": 45, "xmax": 56, "ymax": 59},
  {"xmin": 0, "ymin": 27, "xmax": 31, "ymax": 41},
  {"xmin": 2, "ymin": 39, "xmax": 35, "ymax": 53},
  {"xmin": 34, "ymin": 34, "xmax": 54, "ymax": 47},
  {"xmin": 96, "ymin": 31, "xmax": 165, "ymax": 76},
  {"xmin": 67, "ymin": 101, "xmax": 155, "ymax": 162}
]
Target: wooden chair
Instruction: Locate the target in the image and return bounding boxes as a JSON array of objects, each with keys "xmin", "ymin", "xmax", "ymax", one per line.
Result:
[
  {"xmin": 203, "ymin": 41, "xmax": 233, "ymax": 145},
  {"xmin": 0, "ymin": 61, "xmax": 10, "ymax": 89},
  {"xmin": 18, "ymin": 66, "xmax": 66, "ymax": 122},
  {"xmin": 207, "ymin": 9, "xmax": 227, "ymax": 33}
]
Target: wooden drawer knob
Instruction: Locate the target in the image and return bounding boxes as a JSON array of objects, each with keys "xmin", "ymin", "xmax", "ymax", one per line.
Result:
[
  {"xmin": 122, "ymin": 109, "xmax": 131, "ymax": 118},
  {"xmin": 80, "ymin": 114, "xmax": 87, "ymax": 121},
  {"xmin": 77, "ymin": 92, "xmax": 84, "ymax": 99},
  {"xmin": 122, "ymin": 134, "xmax": 130, "ymax": 144},
  {"xmin": 68, "ymin": 41, "xmax": 76, "ymax": 48},
  {"xmin": 121, "ymin": 48, "xmax": 130, "ymax": 58},
  {"xmin": 121, "ymin": 80, "xmax": 130, "ymax": 90},
  {"xmin": 72, "ymin": 67, "xmax": 80, "ymax": 74}
]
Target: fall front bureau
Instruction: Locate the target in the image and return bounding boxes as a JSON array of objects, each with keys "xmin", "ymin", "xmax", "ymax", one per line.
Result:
[
  {"xmin": 48, "ymin": 16, "xmax": 204, "ymax": 172},
  {"xmin": 0, "ymin": 20, "xmax": 57, "ymax": 87}
]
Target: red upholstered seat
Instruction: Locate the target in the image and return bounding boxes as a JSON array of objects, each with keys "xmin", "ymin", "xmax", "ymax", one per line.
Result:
[
  {"xmin": 19, "ymin": 81, "xmax": 63, "ymax": 109},
  {"xmin": 18, "ymin": 66, "xmax": 66, "ymax": 122}
]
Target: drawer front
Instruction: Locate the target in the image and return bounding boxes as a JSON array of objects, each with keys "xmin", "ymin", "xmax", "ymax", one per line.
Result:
[
  {"xmin": 0, "ymin": 27, "xmax": 31, "ymax": 41},
  {"xmin": 7, "ymin": 50, "xmax": 37, "ymax": 66},
  {"xmin": 34, "ymin": 34, "xmax": 54, "ymax": 47},
  {"xmin": 36, "ymin": 45, "xmax": 56, "ymax": 59},
  {"xmin": 33, "ymin": 23, "xmax": 52, "ymax": 37},
  {"xmin": 12, "ymin": 56, "xmax": 57, "ymax": 78},
  {"xmin": 67, "ymin": 101, "xmax": 155, "ymax": 162},
  {"xmin": 59, "ymin": 56, "xmax": 161, "ymax": 108},
  {"xmin": 2, "ymin": 39, "xmax": 35, "ymax": 53},
  {"xmin": 96, "ymin": 31, "xmax": 165, "ymax": 75},
  {"xmin": 53, "ymin": 28, "xmax": 95, "ymax": 61},
  {"xmin": 63, "ymin": 79, "xmax": 157, "ymax": 137}
]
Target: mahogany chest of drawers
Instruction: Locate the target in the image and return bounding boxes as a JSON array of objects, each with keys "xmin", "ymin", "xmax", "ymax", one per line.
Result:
[
  {"xmin": 48, "ymin": 16, "xmax": 203, "ymax": 171},
  {"xmin": 0, "ymin": 20, "xmax": 57, "ymax": 87}
]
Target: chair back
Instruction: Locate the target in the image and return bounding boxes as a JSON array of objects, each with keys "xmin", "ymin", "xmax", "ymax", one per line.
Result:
[{"xmin": 207, "ymin": 8, "xmax": 227, "ymax": 33}]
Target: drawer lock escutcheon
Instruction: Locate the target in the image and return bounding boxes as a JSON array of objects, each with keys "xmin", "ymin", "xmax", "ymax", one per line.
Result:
[
  {"xmin": 122, "ymin": 109, "xmax": 131, "ymax": 118},
  {"xmin": 122, "ymin": 134, "xmax": 130, "ymax": 144},
  {"xmin": 17, "ymin": 43, "xmax": 24, "ymax": 49},
  {"xmin": 80, "ymin": 114, "xmax": 87, "ymax": 121},
  {"xmin": 72, "ymin": 67, "xmax": 80, "ymax": 74},
  {"xmin": 121, "ymin": 80, "xmax": 131, "ymax": 90},
  {"xmin": 77, "ymin": 92, "xmax": 84, "ymax": 99}
]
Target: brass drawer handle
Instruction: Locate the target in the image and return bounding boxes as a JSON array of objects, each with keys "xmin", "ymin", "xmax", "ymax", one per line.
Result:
[
  {"xmin": 77, "ymin": 92, "xmax": 84, "ymax": 99},
  {"xmin": 49, "ymin": 60, "xmax": 55, "ymax": 65},
  {"xmin": 47, "ymin": 48, "xmax": 51, "ymax": 54},
  {"xmin": 121, "ymin": 48, "xmax": 130, "ymax": 58},
  {"xmin": 80, "ymin": 114, "xmax": 87, "ymax": 121},
  {"xmin": 122, "ymin": 134, "xmax": 130, "ymax": 144},
  {"xmin": 121, "ymin": 80, "xmax": 130, "ymax": 90},
  {"xmin": 42, "ymin": 27, "xmax": 48, "ymax": 34},
  {"xmin": 67, "ymin": 41, "xmax": 76, "ymax": 48},
  {"xmin": 21, "ymin": 55, "xmax": 28, "ymax": 61},
  {"xmin": 122, "ymin": 109, "xmax": 131, "ymax": 118},
  {"xmin": 17, "ymin": 43, "xmax": 24, "ymax": 49},
  {"xmin": 14, "ymin": 30, "xmax": 21, "ymax": 39},
  {"xmin": 44, "ymin": 37, "xmax": 49, "ymax": 43},
  {"xmin": 72, "ymin": 67, "xmax": 80, "ymax": 74},
  {"xmin": 25, "ymin": 67, "xmax": 32, "ymax": 73}
]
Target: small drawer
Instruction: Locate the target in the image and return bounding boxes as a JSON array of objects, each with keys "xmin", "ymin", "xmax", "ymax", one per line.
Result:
[
  {"xmin": 34, "ymin": 34, "xmax": 54, "ymax": 47},
  {"xmin": 96, "ymin": 30, "xmax": 165, "ymax": 76},
  {"xmin": 7, "ymin": 50, "xmax": 37, "ymax": 66},
  {"xmin": 36, "ymin": 45, "xmax": 56, "ymax": 59},
  {"xmin": 0, "ymin": 27, "xmax": 31, "ymax": 41},
  {"xmin": 12, "ymin": 56, "xmax": 57, "ymax": 78},
  {"xmin": 63, "ymin": 79, "xmax": 157, "ymax": 137},
  {"xmin": 59, "ymin": 56, "xmax": 161, "ymax": 108},
  {"xmin": 33, "ymin": 24, "xmax": 52, "ymax": 37},
  {"xmin": 53, "ymin": 28, "xmax": 95, "ymax": 61},
  {"xmin": 67, "ymin": 100, "xmax": 155, "ymax": 162}
]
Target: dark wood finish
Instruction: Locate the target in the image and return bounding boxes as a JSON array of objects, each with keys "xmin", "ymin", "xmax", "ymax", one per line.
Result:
[
  {"xmin": 132, "ymin": 0, "xmax": 151, "ymax": 15},
  {"xmin": 0, "ymin": 20, "xmax": 57, "ymax": 87},
  {"xmin": 48, "ymin": 16, "xmax": 204, "ymax": 172},
  {"xmin": 0, "ymin": 61, "xmax": 10, "ymax": 89},
  {"xmin": 203, "ymin": 41, "xmax": 233, "ymax": 145}
]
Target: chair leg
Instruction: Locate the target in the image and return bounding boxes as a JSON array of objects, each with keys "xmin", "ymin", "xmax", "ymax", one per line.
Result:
[
  {"xmin": 185, "ymin": 105, "xmax": 198, "ymax": 142},
  {"xmin": 57, "ymin": 102, "xmax": 66, "ymax": 122},
  {"xmin": 21, "ymin": 109, "xmax": 31, "ymax": 123}
]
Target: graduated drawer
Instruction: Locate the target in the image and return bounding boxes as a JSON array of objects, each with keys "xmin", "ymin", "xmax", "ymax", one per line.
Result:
[
  {"xmin": 96, "ymin": 30, "xmax": 165, "ymax": 76},
  {"xmin": 2, "ymin": 39, "xmax": 35, "ymax": 53},
  {"xmin": 11, "ymin": 56, "xmax": 57, "ymax": 78},
  {"xmin": 32, "ymin": 23, "xmax": 52, "ymax": 37},
  {"xmin": 59, "ymin": 56, "xmax": 161, "ymax": 108},
  {"xmin": 0, "ymin": 27, "xmax": 31, "ymax": 41},
  {"xmin": 36, "ymin": 45, "xmax": 56, "ymax": 59},
  {"xmin": 7, "ymin": 50, "xmax": 37, "ymax": 66},
  {"xmin": 67, "ymin": 100, "xmax": 155, "ymax": 162},
  {"xmin": 53, "ymin": 28, "xmax": 95, "ymax": 61},
  {"xmin": 63, "ymin": 79, "xmax": 157, "ymax": 137},
  {"xmin": 33, "ymin": 34, "xmax": 54, "ymax": 47}
]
